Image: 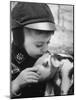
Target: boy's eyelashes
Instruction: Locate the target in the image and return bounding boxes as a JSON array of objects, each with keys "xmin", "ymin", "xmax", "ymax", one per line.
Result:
[
  {"xmin": 36, "ymin": 41, "xmax": 50, "ymax": 48},
  {"xmin": 36, "ymin": 44, "xmax": 43, "ymax": 48}
]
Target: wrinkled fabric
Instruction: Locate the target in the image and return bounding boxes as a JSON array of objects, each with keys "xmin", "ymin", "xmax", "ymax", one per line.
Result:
[{"xmin": 11, "ymin": 43, "xmax": 46, "ymax": 98}]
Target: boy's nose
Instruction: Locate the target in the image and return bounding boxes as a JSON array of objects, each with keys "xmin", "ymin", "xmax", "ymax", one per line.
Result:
[{"xmin": 41, "ymin": 45, "xmax": 48, "ymax": 54}]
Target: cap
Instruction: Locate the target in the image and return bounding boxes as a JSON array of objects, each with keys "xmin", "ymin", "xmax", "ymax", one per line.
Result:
[{"xmin": 11, "ymin": 2, "xmax": 56, "ymax": 31}]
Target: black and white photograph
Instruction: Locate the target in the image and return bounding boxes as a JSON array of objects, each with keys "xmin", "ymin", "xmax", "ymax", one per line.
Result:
[{"xmin": 10, "ymin": 1, "xmax": 74, "ymax": 99}]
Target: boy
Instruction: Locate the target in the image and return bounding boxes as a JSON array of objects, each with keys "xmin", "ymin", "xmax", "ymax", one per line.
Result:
[{"xmin": 11, "ymin": 2, "xmax": 56, "ymax": 98}]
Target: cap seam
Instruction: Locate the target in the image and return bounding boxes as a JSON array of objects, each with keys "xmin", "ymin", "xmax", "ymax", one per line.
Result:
[{"xmin": 12, "ymin": 17, "xmax": 54, "ymax": 28}]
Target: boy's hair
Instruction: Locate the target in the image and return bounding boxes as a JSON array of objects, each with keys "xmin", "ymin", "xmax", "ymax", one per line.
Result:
[{"xmin": 11, "ymin": 2, "xmax": 55, "ymax": 47}]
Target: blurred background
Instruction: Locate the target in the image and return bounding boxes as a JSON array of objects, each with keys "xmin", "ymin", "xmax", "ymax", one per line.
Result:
[
  {"xmin": 11, "ymin": 2, "xmax": 74, "ymax": 56},
  {"xmin": 48, "ymin": 4, "xmax": 73, "ymax": 56}
]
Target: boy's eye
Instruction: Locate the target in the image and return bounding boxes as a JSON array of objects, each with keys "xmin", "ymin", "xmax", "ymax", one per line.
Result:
[
  {"xmin": 36, "ymin": 41, "xmax": 50, "ymax": 48},
  {"xmin": 36, "ymin": 44, "xmax": 43, "ymax": 48}
]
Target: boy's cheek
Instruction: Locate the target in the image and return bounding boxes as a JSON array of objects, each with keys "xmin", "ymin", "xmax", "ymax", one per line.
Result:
[
  {"xmin": 25, "ymin": 45, "xmax": 40, "ymax": 57},
  {"xmin": 30, "ymin": 49, "xmax": 43, "ymax": 57}
]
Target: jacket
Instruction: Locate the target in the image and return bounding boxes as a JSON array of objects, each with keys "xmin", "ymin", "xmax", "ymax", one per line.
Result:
[{"xmin": 11, "ymin": 43, "xmax": 46, "ymax": 98}]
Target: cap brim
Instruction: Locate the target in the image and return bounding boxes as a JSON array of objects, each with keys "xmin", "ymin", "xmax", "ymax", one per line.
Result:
[{"xmin": 24, "ymin": 22, "xmax": 56, "ymax": 31}]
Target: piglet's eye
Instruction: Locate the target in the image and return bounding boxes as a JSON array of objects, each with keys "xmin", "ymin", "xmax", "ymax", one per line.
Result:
[
  {"xmin": 47, "ymin": 40, "xmax": 50, "ymax": 44},
  {"xmin": 42, "ymin": 61, "xmax": 48, "ymax": 67}
]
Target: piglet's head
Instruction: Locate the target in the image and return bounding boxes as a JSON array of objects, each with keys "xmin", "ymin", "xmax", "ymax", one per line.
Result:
[{"xmin": 34, "ymin": 53, "xmax": 63, "ymax": 81}]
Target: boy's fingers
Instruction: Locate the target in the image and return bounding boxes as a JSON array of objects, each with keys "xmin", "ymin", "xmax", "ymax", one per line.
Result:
[
  {"xmin": 28, "ymin": 79, "xmax": 38, "ymax": 83},
  {"xmin": 27, "ymin": 72, "xmax": 40, "ymax": 78},
  {"xmin": 27, "ymin": 76, "xmax": 39, "ymax": 80},
  {"xmin": 26, "ymin": 67, "xmax": 39, "ymax": 72}
]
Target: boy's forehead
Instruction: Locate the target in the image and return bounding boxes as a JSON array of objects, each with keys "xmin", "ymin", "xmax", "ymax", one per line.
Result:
[
  {"xmin": 24, "ymin": 27, "xmax": 54, "ymax": 36},
  {"xmin": 24, "ymin": 27, "xmax": 52, "ymax": 42},
  {"xmin": 31, "ymin": 31, "xmax": 51, "ymax": 39},
  {"xmin": 33, "ymin": 34, "xmax": 51, "ymax": 43}
]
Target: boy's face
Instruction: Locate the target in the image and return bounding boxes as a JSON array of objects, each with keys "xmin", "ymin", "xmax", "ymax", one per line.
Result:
[{"xmin": 24, "ymin": 28, "xmax": 54, "ymax": 58}]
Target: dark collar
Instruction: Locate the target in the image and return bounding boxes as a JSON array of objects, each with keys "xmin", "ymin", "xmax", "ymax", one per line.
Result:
[{"xmin": 11, "ymin": 43, "xmax": 37, "ymax": 65}]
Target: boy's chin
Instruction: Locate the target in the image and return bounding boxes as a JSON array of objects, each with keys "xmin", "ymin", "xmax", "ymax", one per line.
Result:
[
  {"xmin": 29, "ymin": 52, "xmax": 43, "ymax": 58},
  {"xmin": 32, "ymin": 54, "xmax": 43, "ymax": 59}
]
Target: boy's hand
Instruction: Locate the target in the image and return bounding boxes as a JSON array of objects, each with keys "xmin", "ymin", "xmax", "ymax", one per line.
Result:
[
  {"xmin": 12, "ymin": 67, "xmax": 40, "ymax": 95},
  {"xmin": 17, "ymin": 67, "xmax": 40, "ymax": 87}
]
